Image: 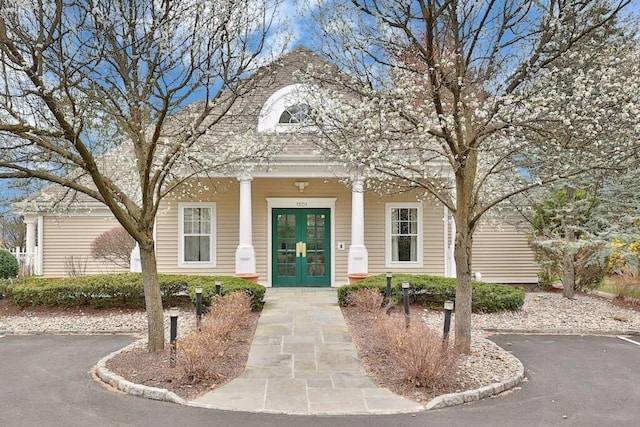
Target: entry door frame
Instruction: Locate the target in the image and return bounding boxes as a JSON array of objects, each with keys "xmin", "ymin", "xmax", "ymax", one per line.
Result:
[{"xmin": 266, "ymin": 197, "xmax": 336, "ymax": 288}]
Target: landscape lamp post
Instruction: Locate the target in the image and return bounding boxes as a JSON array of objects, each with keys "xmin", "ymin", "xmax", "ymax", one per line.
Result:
[
  {"xmin": 402, "ymin": 281, "xmax": 410, "ymax": 327},
  {"xmin": 215, "ymin": 280, "xmax": 221, "ymax": 296},
  {"xmin": 443, "ymin": 300, "xmax": 454, "ymax": 343},
  {"xmin": 386, "ymin": 272, "xmax": 392, "ymax": 300},
  {"xmin": 195, "ymin": 286, "xmax": 203, "ymax": 330},
  {"xmin": 169, "ymin": 307, "xmax": 179, "ymax": 367}
]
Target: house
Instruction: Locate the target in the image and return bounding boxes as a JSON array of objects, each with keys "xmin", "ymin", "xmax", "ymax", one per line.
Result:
[{"xmin": 12, "ymin": 47, "xmax": 538, "ymax": 286}]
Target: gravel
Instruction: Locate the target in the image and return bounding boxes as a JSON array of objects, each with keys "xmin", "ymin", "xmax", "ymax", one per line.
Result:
[
  {"xmin": 0, "ymin": 308, "xmax": 195, "ymax": 335},
  {"xmin": 421, "ymin": 292, "xmax": 640, "ymax": 390},
  {"xmin": 2, "ymin": 292, "xmax": 638, "ymax": 401}
]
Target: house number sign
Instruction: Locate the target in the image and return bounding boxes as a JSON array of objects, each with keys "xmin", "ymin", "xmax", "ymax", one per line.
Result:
[{"xmin": 296, "ymin": 202, "xmax": 308, "ymax": 207}]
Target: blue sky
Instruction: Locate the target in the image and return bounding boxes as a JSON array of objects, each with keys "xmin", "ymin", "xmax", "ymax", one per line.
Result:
[{"xmin": 2, "ymin": 0, "xmax": 639, "ymax": 209}]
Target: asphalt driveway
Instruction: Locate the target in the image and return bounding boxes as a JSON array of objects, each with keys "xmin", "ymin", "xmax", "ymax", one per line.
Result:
[{"xmin": 0, "ymin": 334, "xmax": 638, "ymax": 427}]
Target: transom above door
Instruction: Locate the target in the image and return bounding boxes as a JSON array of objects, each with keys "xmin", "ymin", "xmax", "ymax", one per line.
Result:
[{"xmin": 272, "ymin": 208, "xmax": 331, "ymax": 287}]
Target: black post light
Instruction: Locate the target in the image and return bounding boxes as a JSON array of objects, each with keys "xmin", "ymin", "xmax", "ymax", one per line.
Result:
[
  {"xmin": 386, "ymin": 272, "xmax": 392, "ymax": 300},
  {"xmin": 195, "ymin": 285, "xmax": 203, "ymax": 330},
  {"xmin": 169, "ymin": 307, "xmax": 179, "ymax": 367},
  {"xmin": 443, "ymin": 300, "xmax": 454, "ymax": 343},
  {"xmin": 402, "ymin": 281, "xmax": 410, "ymax": 328},
  {"xmin": 215, "ymin": 280, "xmax": 221, "ymax": 296}
]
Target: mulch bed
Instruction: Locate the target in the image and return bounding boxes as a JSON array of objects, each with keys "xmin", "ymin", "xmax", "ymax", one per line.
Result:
[
  {"xmin": 105, "ymin": 311, "xmax": 260, "ymax": 401},
  {"xmin": 340, "ymin": 305, "xmax": 472, "ymax": 405}
]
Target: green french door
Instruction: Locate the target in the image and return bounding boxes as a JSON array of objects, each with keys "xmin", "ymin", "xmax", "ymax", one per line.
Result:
[{"xmin": 272, "ymin": 208, "xmax": 331, "ymax": 287}]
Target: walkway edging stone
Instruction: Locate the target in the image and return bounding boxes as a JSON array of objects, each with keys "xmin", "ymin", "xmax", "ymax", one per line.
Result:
[
  {"xmin": 97, "ymin": 333, "xmax": 527, "ymax": 414},
  {"xmin": 9, "ymin": 321, "xmax": 635, "ymax": 413},
  {"xmin": 94, "ymin": 338, "xmax": 186, "ymax": 405},
  {"xmin": 425, "ymin": 336, "xmax": 525, "ymax": 411}
]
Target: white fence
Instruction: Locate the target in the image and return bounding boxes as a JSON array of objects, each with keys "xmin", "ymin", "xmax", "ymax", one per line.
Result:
[{"xmin": 10, "ymin": 246, "xmax": 41, "ymax": 276}]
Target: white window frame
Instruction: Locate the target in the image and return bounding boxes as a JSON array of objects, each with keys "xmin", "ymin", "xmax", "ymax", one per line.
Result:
[
  {"xmin": 257, "ymin": 84, "xmax": 320, "ymax": 133},
  {"xmin": 178, "ymin": 202, "xmax": 216, "ymax": 268},
  {"xmin": 385, "ymin": 202, "xmax": 423, "ymax": 268}
]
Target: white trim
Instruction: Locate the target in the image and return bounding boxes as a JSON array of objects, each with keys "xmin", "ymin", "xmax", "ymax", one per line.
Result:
[
  {"xmin": 178, "ymin": 202, "xmax": 216, "ymax": 269},
  {"xmin": 443, "ymin": 206, "xmax": 449, "ymax": 277},
  {"xmin": 477, "ymin": 277, "xmax": 538, "ymax": 284},
  {"xmin": 38, "ymin": 207, "xmax": 114, "ymax": 217},
  {"xmin": 36, "ymin": 215, "xmax": 43, "ymax": 276},
  {"xmin": 266, "ymin": 197, "xmax": 337, "ymax": 287},
  {"xmin": 385, "ymin": 202, "xmax": 424, "ymax": 269}
]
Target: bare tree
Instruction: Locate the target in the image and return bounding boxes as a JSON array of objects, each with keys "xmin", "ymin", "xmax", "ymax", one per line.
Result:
[
  {"xmin": 304, "ymin": 0, "xmax": 640, "ymax": 352},
  {"xmin": 91, "ymin": 226, "xmax": 136, "ymax": 268},
  {"xmin": 0, "ymin": 0, "xmax": 282, "ymax": 351},
  {"xmin": 0, "ymin": 213, "xmax": 25, "ymax": 249}
]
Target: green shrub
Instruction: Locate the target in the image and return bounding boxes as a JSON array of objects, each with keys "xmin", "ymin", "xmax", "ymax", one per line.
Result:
[
  {"xmin": 10, "ymin": 273, "xmax": 146, "ymax": 308},
  {"xmin": 0, "ymin": 249, "xmax": 19, "ymax": 279},
  {"xmin": 0, "ymin": 278, "xmax": 13, "ymax": 298},
  {"xmin": 8, "ymin": 273, "xmax": 265, "ymax": 310},
  {"xmin": 338, "ymin": 274, "xmax": 524, "ymax": 313},
  {"xmin": 185, "ymin": 276, "xmax": 265, "ymax": 311}
]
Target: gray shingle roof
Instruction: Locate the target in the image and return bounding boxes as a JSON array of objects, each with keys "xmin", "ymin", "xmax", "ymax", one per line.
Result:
[{"xmin": 14, "ymin": 47, "xmax": 346, "ymax": 214}]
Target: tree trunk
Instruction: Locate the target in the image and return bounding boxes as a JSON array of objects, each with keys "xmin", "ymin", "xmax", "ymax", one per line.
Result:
[
  {"xmin": 453, "ymin": 226, "xmax": 473, "ymax": 354},
  {"xmin": 562, "ymin": 186, "xmax": 576, "ymax": 299},
  {"xmin": 562, "ymin": 250, "xmax": 576, "ymax": 298},
  {"xmin": 139, "ymin": 241, "xmax": 165, "ymax": 352},
  {"xmin": 451, "ymin": 150, "xmax": 478, "ymax": 355}
]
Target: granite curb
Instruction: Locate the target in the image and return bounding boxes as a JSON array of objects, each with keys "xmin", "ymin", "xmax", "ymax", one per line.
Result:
[
  {"xmin": 90, "ymin": 333, "xmax": 526, "ymax": 415},
  {"xmin": 0, "ymin": 329, "xmax": 143, "ymax": 335},
  {"xmin": 94, "ymin": 337, "xmax": 186, "ymax": 405},
  {"xmin": 8, "ymin": 326, "xmax": 637, "ymax": 414},
  {"xmin": 425, "ymin": 336, "xmax": 525, "ymax": 411}
]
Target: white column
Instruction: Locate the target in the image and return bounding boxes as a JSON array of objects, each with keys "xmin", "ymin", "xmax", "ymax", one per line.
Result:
[
  {"xmin": 348, "ymin": 177, "xmax": 368, "ymax": 274},
  {"xmin": 235, "ymin": 175, "xmax": 256, "ymax": 274},
  {"xmin": 24, "ymin": 215, "xmax": 37, "ymax": 273},
  {"xmin": 130, "ymin": 243, "xmax": 142, "ymax": 273},
  {"xmin": 449, "ymin": 188, "xmax": 457, "ymax": 278},
  {"xmin": 36, "ymin": 215, "xmax": 43, "ymax": 275},
  {"xmin": 444, "ymin": 205, "xmax": 449, "ymax": 277},
  {"xmin": 448, "ymin": 210, "xmax": 456, "ymax": 278}
]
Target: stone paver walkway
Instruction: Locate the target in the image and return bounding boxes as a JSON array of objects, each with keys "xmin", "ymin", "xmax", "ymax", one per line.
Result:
[{"xmin": 190, "ymin": 288, "xmax": 423, "ymax": 415}]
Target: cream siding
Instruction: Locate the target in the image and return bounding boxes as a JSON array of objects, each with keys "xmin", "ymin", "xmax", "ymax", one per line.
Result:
[
  {"xmin": 154, "ymin": 178, "xmax": 353, "ymax": 283},
  {"xmin": 41, "ymin": 214, "xmax": 128, "ymax": 277},
  {"xmin": 39, "ymin": 178, "xmax": 537, "ymax": 284},
  {"xmin": 364, "ymin": 194, "xmax": 445, "ymax": 277},
  {"xmin": 156, "ymin": 180, "xmax": 240, "ymax": 275},
  {"xmin": 472, "ymin": 222, "xmax": 538, "ymax": 283}
]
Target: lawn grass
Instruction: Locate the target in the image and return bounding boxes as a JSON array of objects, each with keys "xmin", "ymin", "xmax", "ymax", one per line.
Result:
[{"xmin": 600, "ymin": 275, "xmax": 640, "ymax": 300}]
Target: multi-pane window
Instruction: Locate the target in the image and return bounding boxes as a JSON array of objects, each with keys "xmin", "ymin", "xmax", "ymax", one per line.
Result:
[
  {"xmin": 386, "ymin": 203, "xmax": 423, "ymax": 267},
  {"xmin": 179, "ymin": 203, "xmax": 215, "ymax": 267},
  {"xmin": 278, "ymin": 103, "xmax": 314, "ymax": 124}
]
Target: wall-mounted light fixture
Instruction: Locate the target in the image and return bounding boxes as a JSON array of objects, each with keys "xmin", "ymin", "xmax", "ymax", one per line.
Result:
[{"xmin": 294, "ymin": 181, "xmax": 309, "ymax": 192}]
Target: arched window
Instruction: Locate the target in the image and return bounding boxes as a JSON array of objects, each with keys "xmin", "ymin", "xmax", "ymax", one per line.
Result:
[
  {"xmin": 258, "ymin": 84, "xmax": 321, "ymax": 132},
  {"xmin": 278, "ymin": 103, "xmax": 314, "ymax": 124}
]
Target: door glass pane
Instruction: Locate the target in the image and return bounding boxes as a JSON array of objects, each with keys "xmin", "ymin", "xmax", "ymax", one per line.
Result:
[
  {"xmin": 306, "ymin": 213, "xmax": 326, "ymax": 278},
  {"xmin": 276, "ymin": 214, "xmax": 296, "ymax": 277}
]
